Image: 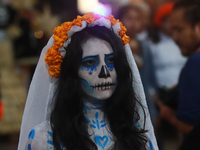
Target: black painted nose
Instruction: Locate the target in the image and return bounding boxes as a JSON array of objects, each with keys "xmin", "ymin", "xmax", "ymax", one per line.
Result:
[{"xmin": 98, "ymin": 65, "xmax": 110, "ymax": 78}]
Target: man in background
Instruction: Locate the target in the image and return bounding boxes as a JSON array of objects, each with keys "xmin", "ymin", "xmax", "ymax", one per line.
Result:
[{"xmin": 159, "ymin": 0, "xmax": 200, "ymax": 140}]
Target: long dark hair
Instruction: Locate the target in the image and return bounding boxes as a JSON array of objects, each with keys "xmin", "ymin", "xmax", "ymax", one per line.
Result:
[{"xmin": 50, "ymin": 25, "xmax": 147, "ymax": 150}]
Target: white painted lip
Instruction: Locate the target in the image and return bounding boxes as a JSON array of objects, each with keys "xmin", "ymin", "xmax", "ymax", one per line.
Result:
[{"xmin": 90, "ymin": 82, "xmax": 116, "ymax": 90}]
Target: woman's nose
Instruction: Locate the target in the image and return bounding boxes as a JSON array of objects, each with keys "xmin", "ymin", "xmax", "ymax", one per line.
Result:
[{"xmin": 98, "ymin": 65, "xmax": 110, "ymax": 78}]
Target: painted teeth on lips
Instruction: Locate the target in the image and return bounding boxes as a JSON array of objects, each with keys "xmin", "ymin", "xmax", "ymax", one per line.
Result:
[{"xmin": 90, "ymin": 82, "xmax": 115, "ymax": 90}]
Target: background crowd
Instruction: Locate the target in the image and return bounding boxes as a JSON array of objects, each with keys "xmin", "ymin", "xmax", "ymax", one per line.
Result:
[{"xmin": 0, "ymin": 0, "xmax": 200, "ymax": 149}]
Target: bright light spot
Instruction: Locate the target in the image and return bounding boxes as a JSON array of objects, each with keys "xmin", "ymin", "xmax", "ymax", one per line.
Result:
[
  {"xmin": 77, "ymin": 0, "xmax": 112, "ymax": 16},
  {"xmin": 34, "ymin": 31, "xmax": 43, "ymax": 39},
  {"xmin": 94, "ymin": 3, "xmax": 112, "ymax": 17},
  {"xmin": 95, "ymin": 7, "xmax": 105, "ymax": 16},
  {"xmin": 78, "ymin": 0, "xmax": 99, "ymax": 14}
]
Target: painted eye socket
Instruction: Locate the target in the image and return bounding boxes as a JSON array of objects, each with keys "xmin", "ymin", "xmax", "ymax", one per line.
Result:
[
  {"xmin": 105, "ymin": 54, "xmax": 114, "ymax": 71},
  {"xmin": 107, "ymin": 57, "xmax": 114, "ymax": 64},
  {"xmin": 81, "ymin": 56, "xmax": 98, "ymax": 67},
  {"xmin": 105, "ymin": 54, "xmax": 114, "ymax": 64},
  {"xmin": 83, "ymin": 60, "xmax": 96, "ymax": 66}
]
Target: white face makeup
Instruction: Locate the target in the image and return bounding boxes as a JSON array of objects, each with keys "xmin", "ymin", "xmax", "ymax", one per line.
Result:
[{"xmin": 78, "ymin": 38, "xmax": 117, "ymax": 101}]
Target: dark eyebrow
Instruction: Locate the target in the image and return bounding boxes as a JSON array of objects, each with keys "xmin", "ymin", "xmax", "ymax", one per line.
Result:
[
  {"xmin": 105, "ymin": 53, "xmax": 114, "ymax": 57},
  {"xmin": 82, "ymin": 55, "xmax": 99, "ymax": 61}
]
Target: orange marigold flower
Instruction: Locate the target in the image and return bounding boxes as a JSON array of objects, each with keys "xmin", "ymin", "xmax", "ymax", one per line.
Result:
[
  {"xmin": 122, "ymin": 35, "xmax": 130, "ymax": 45},
  {"xmin": 77, "ymin": 15, "xmax": 83, "ymax": 20},
  {"xmin": 45, "ymin": 49, "xmax": 55, "ymax": 62},
  {"xmin": 45, "ymin": 46, "xmax": 63, "ymax": 78},
  {"xmin": 54, "ymin": 26, "xmax": 64, "ymax": 36},
  {"xmin": 62, "ymin": 22, "xmax": 73, "ymax": 31},
  {"xmin": 49, "ymin": 67, "xmax": 60, "ymax": 78},
  {"xmin": 53, "ymin": 35, "xmax": 63, "ymax": 42},
  {"xmin": 45, "ymin": 46, "xmax": 56, "ymax": 56},
  {"xmin": 53, "ymin": 35, "xmax": 65, "ymax": 48},
  {"xmin": 83, "ymin": 12, "xmax": 96, "ymax": 24},
  {"xmin": 54, "ymin": 42, "xmax": 64, "ymax": 49},
  {"xmin": 119, "ymin": 22, "xmax": 127, "ymax": 37},
  {"xmin": 72, "ymin": 18, "xmax": 82, "ymax": 27},
  {"xmin": 106, "ymin": 15, "xmax": 119, "ymax": 25}
]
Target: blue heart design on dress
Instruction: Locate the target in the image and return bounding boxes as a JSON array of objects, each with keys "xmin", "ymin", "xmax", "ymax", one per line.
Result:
[{"xmin": 94, "ymin": 135, "xmax": 109, "ymax": 149}]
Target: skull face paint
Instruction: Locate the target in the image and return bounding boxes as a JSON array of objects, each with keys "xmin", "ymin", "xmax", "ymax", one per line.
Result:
[{"xmin": 78, "ymin": 38, "xmax": 117, "ymax": 101}]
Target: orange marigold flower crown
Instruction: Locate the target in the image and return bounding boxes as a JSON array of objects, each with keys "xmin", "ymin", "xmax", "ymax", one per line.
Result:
[{"xmin": 45, "ymin": 12, "xmax": 130, "ymax": 78}]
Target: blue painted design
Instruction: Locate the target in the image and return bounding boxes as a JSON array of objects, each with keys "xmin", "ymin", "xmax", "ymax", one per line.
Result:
[
  {"xmin": 80, "ymin": 78, "xmax": 94, "ymax": 98},
  {"xmin": 87, "ymin": 64, "xmax": 98, "ymax": 74},
  {"xmin": 81, "ymin": 55, "xmax": 99, "ymax": 75},
  {"xmin": 108, "ymin": 136, "xmax": 113, "ymax": 145},
  {"xmin": 85, "ymin": 118, "xmax": 91, "ymax": 123},
  {"xmin": 83, "ymin": 100, "xmax": 104, "ymax": 114},
  {"xmin": 105, "ymin": 53, "xmax": 114, "ymax": 71},
  {"xmin": 97, "ymin": 120, "xmax": 100, "ymax": 129},
  {"xmin": 28, "ymin": 129, "xmax": 35, "ymax": 139},
  {"xmin": 136, "ymin": 124, "xmax": 140, "ymax": 129},
  {"xmin": 83, "ymin": 101, "xmax": 91, "ymax": 114},
  {"xmin": 100, "ymin": 120, "xmax": 104, "ymax": 123},
  {"xmin": 95, "ymin": 112, "xmax": 99, "ymax": 119},
  {"xmin": 60, "ymin": 143, "xmax": 64, "ymax": 148},
  {"xmin": 90, "ymin": 107, "xmax": 103, "ymax": 110},
  {"xmin": 47, "ymin": 140, "xmax": 54, "ymax": 145},
  {"xmin": 94, "ymin": 135, "xmax": 109, "ymax": 149},
  {"xmin": 101, "ymin": 124, "xmax": 106, "ymax": 128},
  {"xmin": 91, "ymin": 124, "xmax": 96, "ymax": 128},
  {"xmin": 85, "ymin": 106, "xmax": 90, "ymax": 110},
  {"xmin": 149, "ymin": 140, "xmax": 153, "ymax": 150},
  {"xmin": 95, "ymin": 112, "xmax": 100, "ymax": 129},
  {"xmin": 47, "ymin": 131, "xmax": 54, "ymax": 148},
  {"xmin": 28, "ymin": 144, "xmax": 31, "ymax": 150},
  {"xmin": 90, "ymin": 112, "xmax": 107, "ymax": 130},
  {"xmin": 107, "ymin": 65, "xmax": 114, "ymax": 71},
  {"xmin": 47, "ymin": 131, "xmax": 53, "ymax": 137},
  {"xmin": 46, "ymin": 131, "xmax": 64, "ymax": 149}
]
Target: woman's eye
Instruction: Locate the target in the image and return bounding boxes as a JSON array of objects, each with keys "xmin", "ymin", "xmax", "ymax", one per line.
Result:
[
  {"xmin": 107, "ymin": 58, "xmax": 114, "ymax": 64},
  {"xmin": 83, "ymin": 60, "xmax": 96, "ymax": 66},
  {"xmin": 87, "ymin": 60, "xmax": 95, "ymax": 65}
]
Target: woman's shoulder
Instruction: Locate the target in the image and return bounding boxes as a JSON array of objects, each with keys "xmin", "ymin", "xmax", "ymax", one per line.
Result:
[
  {"xmin": 25, "ymin": 121, "xmax": 54, "ymax": 150},
  {"xmin": 32, "ymin": 121, "xmax": 51, "ymax": 132}
]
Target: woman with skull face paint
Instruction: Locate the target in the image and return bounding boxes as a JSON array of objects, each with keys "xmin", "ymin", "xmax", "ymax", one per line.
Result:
[{"xmin": 18, "ymin": 13, "xmax": 158, "ymax": 150}]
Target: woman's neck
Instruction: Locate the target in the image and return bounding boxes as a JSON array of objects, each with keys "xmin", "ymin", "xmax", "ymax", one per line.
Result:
[
  {"xmin": 84, "ymin": 99, "xmax": 105, "ymax": 107},
  {"xmin": 83, "ymin": 99, "xmax": 105, "ymax": 119},
  {"xmin": 83, "ymin": 100, "xmax": 114, "ymax": 149}
]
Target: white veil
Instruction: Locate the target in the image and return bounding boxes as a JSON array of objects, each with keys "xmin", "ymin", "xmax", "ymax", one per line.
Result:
[{"xmin": 18, "ymin": 15, "xmax": 158, "ymax": 150}]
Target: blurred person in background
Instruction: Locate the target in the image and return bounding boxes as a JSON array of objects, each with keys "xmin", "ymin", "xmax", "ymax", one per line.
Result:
[
  {"xmin": 157, "ymin": 0, "xmax": 200, "ymax": 148},
  {"xmin": 148, "ymin": 2, "xmax": 187, "ymax": 109},
  {"xmin": 147, "ymin": 2, "xmax": 187, "ymax": 149},
  {"xmin": 132, "ymin": 1, "xmax": 151, "ymax": 42},
  {"xmin": 118, "ymin": 4, "xmax": 158, "ymax": 127}
]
